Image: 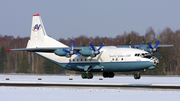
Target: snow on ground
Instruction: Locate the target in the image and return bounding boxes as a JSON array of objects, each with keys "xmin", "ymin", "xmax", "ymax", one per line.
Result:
[
  {"xmin": 0, "ymin": 75, "xmax": 180, "ymax": 101},
  {"xmin": 1, "ymin": 74, "xmax": 180, "ymax": 84},
  {"xmin": 0, "ymin": 86, "xmax": 180, "ymax": 101}
]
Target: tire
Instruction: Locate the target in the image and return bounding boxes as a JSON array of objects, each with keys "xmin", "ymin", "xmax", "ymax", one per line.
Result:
[
  {"xmin": 81, "ymin": 73, "xmax": 87, "ymax": 79},
  {"xmin": 103, "ymin": 72, "xmax": 108, "ymax": 78},
  {"xmin": 109, "ymin": 72, "xmax": 114, "ymax": 78},
  {"xmin": 88, "ymin": 73, "xmax": 93, "ymax": 79},
  {"xmin": 134, "ymin": 74, "xmax": 138, "ymax": 79}
]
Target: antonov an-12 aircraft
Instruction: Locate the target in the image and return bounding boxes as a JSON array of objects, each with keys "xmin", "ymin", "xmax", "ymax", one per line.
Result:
[{"xmin": 6, "ymin": 14, "xmax": 173, "ymax": 79}]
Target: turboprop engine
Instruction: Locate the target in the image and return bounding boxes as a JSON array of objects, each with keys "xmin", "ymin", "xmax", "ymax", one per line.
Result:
[
  {"xmin": 54, "ymin": 39, "xmax": 80, "ymax": 58},
  {"xmin": 130, "ymin": 40, "xmax": 162, "ymax": 58},
  {"xmin": 79, "ymin": 48, "xmax": 95, "ymax": 57},
  {"xmin": 79, "ymin": 42, "xmax": 104, "ymax": 61},
  {"xmin": 54, "ymin": 48, "xmax": 71, "ymax": 58}
]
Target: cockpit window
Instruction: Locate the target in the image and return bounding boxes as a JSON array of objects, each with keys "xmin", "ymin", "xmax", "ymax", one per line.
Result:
[{"xmin": 135, "ymin": 53, "xmax": 152, "ymax": 59}]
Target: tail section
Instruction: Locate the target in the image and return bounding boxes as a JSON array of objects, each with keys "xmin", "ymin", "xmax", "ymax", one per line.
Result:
[
  {"xmin": 30, "ymin": 14, "xmax": 47, "ymax": 41},
  {"xmin": 27, "ymin": 14, "xmax": 68, "ymax": 48}
]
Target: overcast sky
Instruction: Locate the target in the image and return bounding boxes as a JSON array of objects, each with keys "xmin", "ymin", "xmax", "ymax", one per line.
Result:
[{"xmin": 1, "ymin": 0, "xmax": 180, "ymax": 39}]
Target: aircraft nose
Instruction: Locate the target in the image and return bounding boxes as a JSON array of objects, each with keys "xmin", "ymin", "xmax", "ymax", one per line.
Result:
[{"xmin": 150, "ymin": 56, "xmax": 159, "ymax": 65}]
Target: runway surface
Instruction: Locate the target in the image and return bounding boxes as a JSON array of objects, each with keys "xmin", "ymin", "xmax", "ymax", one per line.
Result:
[
  {"xmin": 0, "ymin": 75, "xmax": 180, "ymax": 101},
  {"xmin": 0, "ymin": 75, "xmax": 180, "ymax": 88}
]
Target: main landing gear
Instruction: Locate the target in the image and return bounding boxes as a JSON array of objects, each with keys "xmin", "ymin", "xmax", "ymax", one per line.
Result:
[
  {"xmin": 134, "ymin": 72, "xmax": 141, "ymax": 79},
  {"xmin": 103, "ymin": 72, "xmax": 115, "ymax": 78},
  {"xmin": 81, "ymin": 72, "xmax": 93, "ymax": 79}
]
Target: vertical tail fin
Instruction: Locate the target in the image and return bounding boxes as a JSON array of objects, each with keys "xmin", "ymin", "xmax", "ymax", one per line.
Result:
[
  {"xmin": 30, "ymin": 14, "xmax": 47, "ymax": 41},
  {"xmin": 27, "ymin": 14, "xmax": 68, "ymax": 48}
]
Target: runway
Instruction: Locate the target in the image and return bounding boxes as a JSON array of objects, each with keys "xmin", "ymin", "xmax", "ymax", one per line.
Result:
[
  {"xmin": 0, "ymin": 75, "xmax": 180, "ymax": 89},
  {"xmin": 0, "ymin": 81, "xmax": 180, "ymax": 89},
  {"xmin": 1, "ymin": 75, "xmax": 180, "ymax": 101}
]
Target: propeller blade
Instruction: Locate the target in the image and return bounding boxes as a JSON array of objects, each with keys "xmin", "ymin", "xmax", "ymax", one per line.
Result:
[
  {"xmin": 154, "ymin": 39, "xmax": 161, "ymax": 48},
  {"xmin": 89, "ymin": 41, "xmax": 96, "ymax": 51},
  {"xmin": 97, "ymin": 43, "xmax": 104, "ymax": 51},
  {"xmin": 61, "ymin": 39, "xmax": 81, "ymax": 57},
  {"xmin": 156, "ymin": 52, "xmax": 162, "ymax": 58},
  {"xmin": 71, "ymin": 39, "xmax": 75, "ymax": 51},
  {"xmin": 147, "ymin": 42, "xmax": 154, "ymax": 49},
  {"xmin": 138, "ymin": 41, "xmax": 144, "ymax": 49},
  {"xmin": 129, "ymin": 41, "xmax": 135, "ymax": 48},
  {"xmin": 74, "ymin": 52, "xmax": 81, "ymax": 57},
  {"xmin": 62, "ymin": 49, "xmax": 70, "ymax": 53}
]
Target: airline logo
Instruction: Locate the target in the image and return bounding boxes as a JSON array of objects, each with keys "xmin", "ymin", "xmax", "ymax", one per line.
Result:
[{"xmin": 32, "ymin": 24, "xmax": 42, "ymax": 32}]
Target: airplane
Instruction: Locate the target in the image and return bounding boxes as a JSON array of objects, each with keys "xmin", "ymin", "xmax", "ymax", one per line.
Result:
[{"xmin": 6, "ymin": 14, "xmax": 172, "ymax": 79}]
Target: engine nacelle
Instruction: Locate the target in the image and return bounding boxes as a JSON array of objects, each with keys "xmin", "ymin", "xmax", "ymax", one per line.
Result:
[
  {"xmin": 79, "ymin": 48, "xmax": 94, "ymax": 57},
  {"xmin": 54, "ymin": 49, "xmax": 70, "ymax": 58}
]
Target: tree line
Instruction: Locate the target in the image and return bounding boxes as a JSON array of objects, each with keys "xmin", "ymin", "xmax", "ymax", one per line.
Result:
[{"xmin": 0, "ymin": 27, "xmax": 179, "ymax": 75}]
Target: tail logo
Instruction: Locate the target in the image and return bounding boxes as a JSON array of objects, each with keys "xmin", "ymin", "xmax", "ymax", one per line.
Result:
[{"xmin": 32, "ymin": 24, "xmax": 42, "ymax": 32}]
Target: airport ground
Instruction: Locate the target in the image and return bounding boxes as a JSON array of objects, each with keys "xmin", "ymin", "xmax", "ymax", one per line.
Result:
[{"xmin": 0, "ymin": 74, "xmax": 180, "ymax": 101}]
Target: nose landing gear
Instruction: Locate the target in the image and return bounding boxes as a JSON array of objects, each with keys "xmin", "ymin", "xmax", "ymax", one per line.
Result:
[{"xmin": 134, "ymin": 72, "xmax": 141, "ymax": 79}]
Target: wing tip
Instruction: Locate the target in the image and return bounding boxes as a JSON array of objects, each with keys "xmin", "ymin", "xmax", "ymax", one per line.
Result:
[{"xmin": 6, "ymin": 49, "xmax": 11, "ymax": 52}]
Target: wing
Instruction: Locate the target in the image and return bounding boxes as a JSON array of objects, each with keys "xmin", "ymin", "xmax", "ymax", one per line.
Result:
[
  {"xmin": 115, "ymin": 44, "xmax": 174, "ymax": 48},
  {"xmin": 6, "ymin": 47, "xmax": 83, "ymax": 52}
]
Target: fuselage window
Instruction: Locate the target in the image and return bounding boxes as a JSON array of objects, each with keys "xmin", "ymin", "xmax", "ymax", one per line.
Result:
[
  {"xmin": 121, "ymin": 58, "xmax": 123, "ymax": 60},
  {"xmin": 77, "ymin": 59, "xmax": 79, "ymax": 61},
  {"xmin": 116, "ymin": 58, "xmax": 118, "ymax": 61},
  {"xmin": 85, "ymin": 59, "xmax": 87, "ymax": 61},
  {"xmin": 81, "ymin": 59, "xmax": 83, "ymax": 61},
  {"xmin": 112, "ymin": 58, "xmax": 114, "ymax": 61},
  {"xmin": 69, "ymin": 59, "xmax": 71, "ymax": 62},
  {"xmin": 73, "ymin": 59, "xmax": 75, "ymax": 61}
]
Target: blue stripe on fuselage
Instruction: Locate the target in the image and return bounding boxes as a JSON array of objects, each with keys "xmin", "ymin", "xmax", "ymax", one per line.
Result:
[{"xmin": 63, "ymin": 61, "xmax": 154, "ymax": 72}]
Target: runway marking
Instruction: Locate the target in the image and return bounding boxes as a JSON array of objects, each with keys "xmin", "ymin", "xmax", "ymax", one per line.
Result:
[{"xmin": 0, "ymin": 82, "xmax": 180, "ymax": 89}]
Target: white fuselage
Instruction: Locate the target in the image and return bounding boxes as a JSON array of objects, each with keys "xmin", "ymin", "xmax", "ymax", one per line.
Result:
[{"xmin": 36, "ymin": 47, "xmax": 156, "ymax": 72}]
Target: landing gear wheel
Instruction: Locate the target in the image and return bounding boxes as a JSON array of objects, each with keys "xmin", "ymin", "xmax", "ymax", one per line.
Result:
[
  {"xmin": 109, "ymin": 72, "xmax": 115, "ymax": 78},
  {"xmin": 86, "ymin": 73, "xmax": 93, "ymax": 79},
  {"xmin": 81, "ymin": 72, "xmax": 93, "ymax": 79},
  {"xmin": 103, "ymin": 72, "xmax": 108, "ymax": 78},
  {"xmin": 103, "ymin": 72, "xmax": 115, "ymax": 78},
  {"xmin": 134, "ymin": 72, "xmax": 141, "ymax": 79},
  {"xmin": 81, "ymin": 73, "xmax": 87, "ymax": 79}
]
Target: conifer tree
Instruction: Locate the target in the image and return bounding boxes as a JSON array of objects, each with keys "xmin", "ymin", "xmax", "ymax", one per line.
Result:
[
  {"xmin": 0, "ymin": 46, "xmax": 6, "ymax": 73},
  {"xmin": 18, "ymin": 55, "xmax": 30, "ymax": 73}
]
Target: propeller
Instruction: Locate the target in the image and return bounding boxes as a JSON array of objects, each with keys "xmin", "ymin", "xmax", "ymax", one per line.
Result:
[
  {"xmin": 147, "ymin": 39, "xmax": 162, "ymax": 58},
  {"xmin": 89, "ymin": 41, "xmax": 104, "ymax": 62},
  {"xmin": 129, "ymin": 41, "xmax": 144, "ymax": 49},
  {"xmin": 129, "ymin": 41, "xmax": 135, "ymax": 48},
  {"xmin": 138, "ymin": 41, "xmax": 145, "ymax": 49},
  {"xmin": 63, "ymin": 39, "xmax": 81, "ymax": 57}
]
